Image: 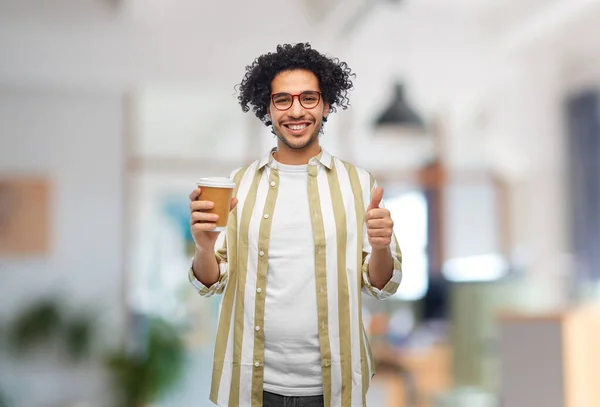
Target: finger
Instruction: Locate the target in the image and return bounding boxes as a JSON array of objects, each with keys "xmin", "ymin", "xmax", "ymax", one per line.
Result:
[
  {"xmin": 367, "ymin": 218, "xmax": 394, "ymax": 229},
  {"xmin": 230, "ymin": 198, "xmax": 238, "ymax": 211},
  {"xmin": 366, "ymin": 208, "xmax": 391, "ymax": 221},
  {"xmin": 191, "ymin": 212, "xmax": 219, "ymax": 223},
  {"xmin": 190, "ymin": 200, "xmax": 215, "ymax": 212},
  {"xmin": 189, "ymin": 187, "xmax": 202, "ymax": 201},
  {"xmin": 367, "ymin": 228, "xmax": 393, "ymax": 238},
  {"xmin": 191, "ymin": 222, "xmax": 217, "ymax": 232},
  {"xmin": 367, "ymin": 186, "xmax": 384, "ymax": 210}
]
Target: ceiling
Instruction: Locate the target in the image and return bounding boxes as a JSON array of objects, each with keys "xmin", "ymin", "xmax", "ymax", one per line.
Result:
[
  {"xmin": 2, "ymin": 0, "xmax": 599, "ymax": 176},
  {"xmin": 0, "ymin": 0, "xmax": 599, "ymax": 109}
]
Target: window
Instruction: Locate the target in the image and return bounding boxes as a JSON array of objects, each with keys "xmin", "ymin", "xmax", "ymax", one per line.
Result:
[{"xmin": 384, "ymin": 189, "xmax": 429, "ymax": 301}]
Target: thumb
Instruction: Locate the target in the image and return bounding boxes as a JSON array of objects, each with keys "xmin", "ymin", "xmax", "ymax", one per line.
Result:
[
  {"xmin": 230, "ymin": 197, "xmax": 238, "ymax": 211},
  {"xmin": 368, "ymin": 186, "xmax": 384, "ymax": 210}
]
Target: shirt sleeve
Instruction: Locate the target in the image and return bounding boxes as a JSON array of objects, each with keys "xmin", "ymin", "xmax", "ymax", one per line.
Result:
[
  {"xmin": 188, "ymin": 230, "xmax": 230, "ymax": 297},
  {"xmin": 361, "ymin": 178, "xmax": 403, "ymax": 300}
]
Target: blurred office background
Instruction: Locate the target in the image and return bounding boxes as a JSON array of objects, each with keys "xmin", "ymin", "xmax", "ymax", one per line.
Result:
[{"xmin": 1, "ymin": 1, "xmax": 600, "ymax": 406}]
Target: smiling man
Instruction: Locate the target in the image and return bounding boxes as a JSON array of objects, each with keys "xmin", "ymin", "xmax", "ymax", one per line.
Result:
[{"xmin": 188, "ymin": 43, "xmax": 403, "ymax": 407}]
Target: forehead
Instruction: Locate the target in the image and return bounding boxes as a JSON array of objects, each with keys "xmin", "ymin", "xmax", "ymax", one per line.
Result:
[{"xmin": 271, "ymin": 69, "xmax": 320, "ymax": 94}]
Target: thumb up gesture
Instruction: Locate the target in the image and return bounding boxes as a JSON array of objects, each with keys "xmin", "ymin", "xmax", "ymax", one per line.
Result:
[{"xmin": 366, "ymin": 186, "xmax": 394, "ymax": 250}]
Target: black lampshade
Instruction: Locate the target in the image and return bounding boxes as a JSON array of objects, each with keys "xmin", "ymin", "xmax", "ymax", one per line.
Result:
[{"xmin": 375, "ymin": 82, "xmax": 424, "ymax": 129}]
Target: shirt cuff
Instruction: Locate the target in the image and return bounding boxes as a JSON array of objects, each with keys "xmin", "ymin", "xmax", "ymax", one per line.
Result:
[
  {"xmin": 188, "ymin": 261, "xmax": 229, "ymax": 297},
  {"xmin": 362, "ymin": 255, "xmax": 402, "ymax": 299}
]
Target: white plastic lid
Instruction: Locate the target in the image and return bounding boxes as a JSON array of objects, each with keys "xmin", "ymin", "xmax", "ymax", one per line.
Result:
[{"xmin": 196, "ymin": 177, "xmax": 236, "ymax": 188}]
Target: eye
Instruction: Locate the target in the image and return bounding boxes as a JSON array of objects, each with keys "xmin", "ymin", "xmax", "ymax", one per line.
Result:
[
  {"xmin": 273, "ymin": 94, "xmax": 291, "ymax": 104},
  {"xmin": 301, "ymin": 92, "xmax": 320, "ymax": 103}
]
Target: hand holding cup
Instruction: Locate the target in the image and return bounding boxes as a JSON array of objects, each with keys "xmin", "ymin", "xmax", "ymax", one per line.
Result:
[{"xmin": 189, "ymin": 177, "xmax": 237, "ymax": 250}]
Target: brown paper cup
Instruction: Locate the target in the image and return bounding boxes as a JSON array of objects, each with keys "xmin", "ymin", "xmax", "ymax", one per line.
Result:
[{"xmin": 196, "ymin": 177, "xmax": 236, "ymax": 232}]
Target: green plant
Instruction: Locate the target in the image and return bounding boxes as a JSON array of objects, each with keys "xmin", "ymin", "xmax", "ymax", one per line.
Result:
[
  {"xmin": 6, "ymin": 299, "xmax": 94, "ymax": 362},
  {"xmin": 0, "ymin": 388, "xmax": 9, "ymax": 407},
  {"xmin": 63, "ymin": 316, "xmax": 94, "ymax": 361},
  {"xmin": 106, "ymin": 316, "xmax": 185, "ymax": 407},
  {"xmin": 4, "ymin": 301, "xmax": 187, "ymax": 406},
  {"xmin": 7, "ymin": 300, "xmax": 61, "ymax": 354}
]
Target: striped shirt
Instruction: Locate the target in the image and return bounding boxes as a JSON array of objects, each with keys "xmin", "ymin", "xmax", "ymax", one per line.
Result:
[{"xmin": 189, "ymin": 148, "xmax": 403, "ymax": 407}]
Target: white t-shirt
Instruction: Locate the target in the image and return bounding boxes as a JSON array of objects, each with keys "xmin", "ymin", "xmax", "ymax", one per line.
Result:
[{"xmin": 262, "ymin": 159, "xmax": 323, "ymax": 396}]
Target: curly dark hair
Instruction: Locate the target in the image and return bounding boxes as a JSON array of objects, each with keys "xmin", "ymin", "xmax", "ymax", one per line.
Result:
[{"xmin": 237, "ymin": 43, "xmax": 356, "ymax": 126}]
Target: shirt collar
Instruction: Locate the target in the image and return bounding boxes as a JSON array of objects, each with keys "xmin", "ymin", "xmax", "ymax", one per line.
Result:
[{"xmin": 258, "ymin": 147, "xmax": 333, "ymax": 170}]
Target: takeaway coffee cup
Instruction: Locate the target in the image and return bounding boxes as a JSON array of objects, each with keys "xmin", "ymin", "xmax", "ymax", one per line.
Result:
[{"xmin": 196, "ymin": 177, "xmax": 236, "ymax": 232}]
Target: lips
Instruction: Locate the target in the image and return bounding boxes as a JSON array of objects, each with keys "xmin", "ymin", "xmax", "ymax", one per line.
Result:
[{"xmin": 283, "ymin": 121, "xmax": 312, "ymax": 135}]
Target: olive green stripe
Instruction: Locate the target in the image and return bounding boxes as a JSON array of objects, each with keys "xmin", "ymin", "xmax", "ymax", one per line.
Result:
[
  {"xmin": 251, "ymin": 168, "xmax": 280, "ymax": 407},
  {"xmin": 365, "ymin": 171, "xmax": 394, "ymax": 365},
  {"xmin": 364, "ymin": 324, "xmax": 376, "ymax": 375},
  {"xmin": 228, "ymin": 167, "xmax": 263, "ymax": 407},
  {"xmin": 380, "ymin": 233, "xmax": 403, "ymax": 295},
  {"xmin": 393, "ymin": 233, "xmax": 403, "ymax": 268},
  {"xmin": 392, "ymin": 233, "xmax": 403, "ymax": 288},
  {"xmin": 358, "ymin": 324, "xmax": 375, "ymax": 389},
  {"xmin": 366, "ymin": 172, "xmax": 380, "ymax": 373},
  {"xmin": 307, "ymin": 165, "xmax": 332, "ymax": 407},
  {"xmin": 344, "ymin": 161, "xmax": 369, "ymax": 404},
  {"xmin": 215, "ymin": 235, "xmax": 228, "ymax": 263},
  {"xmin": 210, "ymin": 166, "xmax": 248, "ymax": 403},
  {"xmin": 327, "ymin": 163, "xmax": 352, "ymax": 407}
]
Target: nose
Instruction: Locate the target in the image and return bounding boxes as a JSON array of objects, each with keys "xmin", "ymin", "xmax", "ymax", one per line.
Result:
[{"xmin": 288, "ymin": 96, "xmax": 305, "ymax": 117}]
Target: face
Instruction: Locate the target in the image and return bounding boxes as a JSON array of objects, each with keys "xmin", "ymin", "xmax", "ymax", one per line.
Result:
[{"xmin": 267, "ymin": 69, "xmax": 330, "ymax": 152}]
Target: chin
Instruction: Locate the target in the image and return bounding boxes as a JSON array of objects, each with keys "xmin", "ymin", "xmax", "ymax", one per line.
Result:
[
  {"xmin": 286, "ymin": 135, "xmax": 311, "ymax": 148},
  {"xmin": 284, "ymin": 134, "xmax": 318, "ymax": 150},
  {"xmin": 276, "ymin": 126, "xmax": 320, "ymax": 149}
]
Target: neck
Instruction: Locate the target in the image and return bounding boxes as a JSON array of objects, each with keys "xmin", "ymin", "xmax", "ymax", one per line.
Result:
[{"xmin": 273, "ymin": 142, "xmax": 321, "ymax": 165}]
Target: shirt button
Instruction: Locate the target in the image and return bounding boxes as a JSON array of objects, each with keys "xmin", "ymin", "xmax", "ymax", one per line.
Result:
[
  {"xmin": 255, "ymin": 326, "xmax": 260, "ymax": 331},
  {"xmin": 259, "ymin": 250, "xmax": 265, "ymax": 256},
  {"xmin": 256, "ymin": 288, "xmax": 262, "ymax": 293},
  {"xmin": 255, "ymin": 361, "xmax": 260, "ymax": 367},
  {"xmin": 270, "ymin": 181, "xmax": 276, "ymax": 187},
  {"xmin": 263, "ymin": 213, "xmax": 269, "ymax": 219}
]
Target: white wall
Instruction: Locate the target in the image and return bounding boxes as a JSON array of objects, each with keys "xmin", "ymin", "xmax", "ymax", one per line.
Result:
[
  {"xmin": 489, "ymin": 51, "xmax": 571, "ymax": 309},
  {"xmin": 0, "ymin": 86, "xmax": 125, "ymax": 407}
]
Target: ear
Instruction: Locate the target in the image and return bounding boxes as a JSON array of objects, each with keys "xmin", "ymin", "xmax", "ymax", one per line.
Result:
[
  {"xmin": 323, "ymin": 102, "xmax": 330, "ymax": 119},
  {"xmin": 266, "ymin": 106, "xmax": 271, "ymax": 121}
]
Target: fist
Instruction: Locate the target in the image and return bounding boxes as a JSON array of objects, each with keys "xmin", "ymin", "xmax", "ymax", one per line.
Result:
[{"xmin": 366, "ymin": 186, "xmax": 394, "ymax": 250}]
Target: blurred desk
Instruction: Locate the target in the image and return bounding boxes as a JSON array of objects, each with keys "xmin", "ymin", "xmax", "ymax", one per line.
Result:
[{"xmin": 370, "ymin": 344, "xmax": 452, "ymax": 407}]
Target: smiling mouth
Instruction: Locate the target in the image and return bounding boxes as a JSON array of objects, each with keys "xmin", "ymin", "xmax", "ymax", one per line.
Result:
[{"xmin": 283, "ymin": 122, "xmax": 311, "ymax": 133}]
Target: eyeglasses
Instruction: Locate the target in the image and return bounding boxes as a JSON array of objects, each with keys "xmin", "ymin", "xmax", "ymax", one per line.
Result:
[{"xmin": 270, "ymin": 91, "xmax": 322, "ymax": 111}]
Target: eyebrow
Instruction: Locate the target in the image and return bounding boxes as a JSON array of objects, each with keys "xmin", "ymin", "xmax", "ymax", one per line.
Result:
[{"xmin": 272, "ymin": 90, "xmax": 320, "ymax": 94}]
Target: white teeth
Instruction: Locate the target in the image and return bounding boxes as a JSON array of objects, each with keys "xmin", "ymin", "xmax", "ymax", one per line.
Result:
[{"xmin": 288, "ymin": 124, "xmax": 308, "ymax": 130}]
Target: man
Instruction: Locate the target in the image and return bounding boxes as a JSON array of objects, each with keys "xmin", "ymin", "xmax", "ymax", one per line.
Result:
[{"xmin": 188, "ymin": 43, "xmax": 402, "ymax": 407}]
